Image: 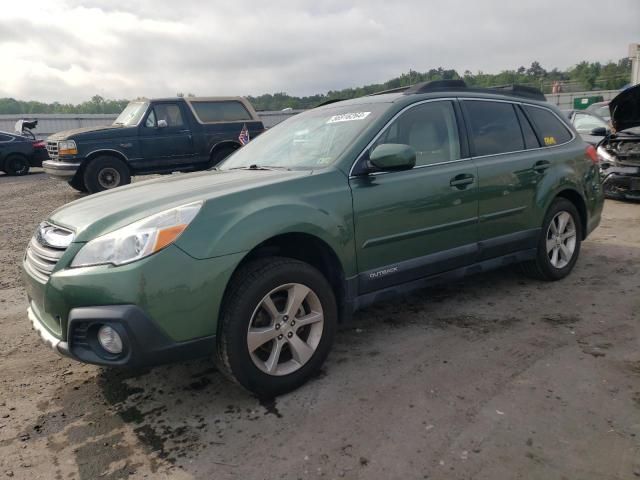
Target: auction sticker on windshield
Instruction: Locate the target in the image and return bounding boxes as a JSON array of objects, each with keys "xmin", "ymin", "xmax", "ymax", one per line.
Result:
[{"xmin": 327, "ymin": 112, "xmax": 371, "ymax": 123}]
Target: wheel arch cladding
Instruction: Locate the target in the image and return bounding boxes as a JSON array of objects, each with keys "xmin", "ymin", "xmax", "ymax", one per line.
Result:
[{"xmin": 227, "ymin": 232, "xmax": 348, "ymax": 321}]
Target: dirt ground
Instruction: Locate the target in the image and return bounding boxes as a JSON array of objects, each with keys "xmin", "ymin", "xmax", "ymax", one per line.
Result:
[{"xmin": 0, "ymin": 170, "xmax": 639, "ymax": 480}]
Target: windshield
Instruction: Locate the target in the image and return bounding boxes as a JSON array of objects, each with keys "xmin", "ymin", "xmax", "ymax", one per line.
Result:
[
  {"xmin": 113, "ymin": 101, "xmax": 149, "ymax": 126},
  {"xmin": 589, "ymin": 105, "xmax": 610, "ymax": 120},
  {"xmin": 219, "ymin": 103, "xmax": 387, "ymax": 170}
]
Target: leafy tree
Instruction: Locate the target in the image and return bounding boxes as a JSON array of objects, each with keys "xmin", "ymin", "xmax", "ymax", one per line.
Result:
[{"xmin": 0, "ymin": 58, "xmax": 632, "ymax": 113}]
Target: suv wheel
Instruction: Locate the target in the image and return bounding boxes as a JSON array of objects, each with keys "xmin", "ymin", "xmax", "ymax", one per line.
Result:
[
  {"xmin": 209, "ymin": 145, "xmax": 237, "ymax": 168},
  {"xmin": 521, "ymin": 198, "xmax": 582, "ymax": 281},
  {"xmin": 68, "ymin": 173, "xmax": 88, "ymax": 192},
  {"xmin": 5, "ymin": 155, "xmax": 30, "ymax": 176},
  {"xmin": 216, "ymin": 257, "xmax": 337, "ymax": 396},
  {"xmin": 83, "ymin": 156, "xmax": 131, "ymax": 193}
]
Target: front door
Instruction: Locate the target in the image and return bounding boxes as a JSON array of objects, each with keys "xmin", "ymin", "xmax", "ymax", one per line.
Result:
[
  {"xmin": 349, "ymin": 99, "xmax": 479, "ymax": 294},
  {"xmin": 138, "ymin": 102, "xmax": 195, "ymax": 169}
]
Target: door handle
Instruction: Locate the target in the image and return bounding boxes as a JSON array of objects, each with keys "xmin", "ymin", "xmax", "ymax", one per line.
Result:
[
  {"xmin": 533, "ymin": 160, "xmax": 551, "ymax": 172},
  {"xmin": 449, "ymin": 174, "xmax": 475, "ymax": 189}
]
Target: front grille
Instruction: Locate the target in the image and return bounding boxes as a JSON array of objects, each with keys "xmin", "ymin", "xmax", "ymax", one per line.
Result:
[
  {"xmin": 24, "ymin": 223, "xmax": 73, "ymax": 283},
  {"xmin": 46, "ymin": 141, "xmax": 59, "ymax": 160}
]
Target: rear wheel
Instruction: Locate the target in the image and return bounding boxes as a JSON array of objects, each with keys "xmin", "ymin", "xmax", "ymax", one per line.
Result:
[
  {"xmin": 521, "ymin": 198, "xmax": 582, "ymax": 281},
  {"xmin": 5, "ymin": 155, "xmax": 30, "ymax": 176},
  {"xmin": 209, "ymin": 145, "xmax": 238, "ymax": 168},
  {"xmin": 83, "ymin": 156, "xmax": 131, "ymax": 193},
  {"xmin": 216, "ymin": 257, "xmax": 337, "ymax": 396}
]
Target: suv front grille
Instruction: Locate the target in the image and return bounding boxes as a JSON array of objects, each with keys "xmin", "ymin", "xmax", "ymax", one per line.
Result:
[
  {"xmin": 46, "ymin": 141, "xmax": 59, "ymax": 160},
  {"xmin": 24, "ymin": 223, "xmax": 73, "ymax": 283}
]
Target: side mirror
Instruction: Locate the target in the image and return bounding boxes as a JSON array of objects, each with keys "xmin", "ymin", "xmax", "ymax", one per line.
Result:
[
  {"xmin": 369, "ymin": 144, "xmax": 416, "ymax": 172},
  {"xmin": 589, "ymin": 127, "xmax": 607, "ymax": 136},
  {"xmin": 157, "ymin": 119, "xmax": 168, "ymax": 128}
]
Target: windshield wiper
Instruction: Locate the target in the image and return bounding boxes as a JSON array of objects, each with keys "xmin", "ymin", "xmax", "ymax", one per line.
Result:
[{"xmin": 228, "ymin": 164, "xmax": 290, "ymax": 171}]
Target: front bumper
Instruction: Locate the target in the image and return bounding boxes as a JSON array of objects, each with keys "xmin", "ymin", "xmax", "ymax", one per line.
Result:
[
  {"xmin": 601, "ymin": 164, "xmax": 640, "ymax": 201},
  {"xmin": 22, "ymin": 243, "xmax": 245, "ymax": 367},
  {"xmin": 43, "ymin": 159, "xmax": 83, "ymax": 178},
  {"xmin": 28, "ymin": 302, "xmax": 215, "ymax": 367},
  {"xmin": 28, "ymin": 304, "xmax": 69, "ymax": 356}
]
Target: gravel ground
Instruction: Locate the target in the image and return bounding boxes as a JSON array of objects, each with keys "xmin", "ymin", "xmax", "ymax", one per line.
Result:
[{"xmin": 1, "ymin": 170, "xmax": 639, "ymax": 480}]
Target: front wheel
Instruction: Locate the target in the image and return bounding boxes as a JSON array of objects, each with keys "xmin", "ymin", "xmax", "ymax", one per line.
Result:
[
  {"xmin": 5, "ymin": 155, "xmax": 30, "ymax": 176},
  {"xmin": 216, "ymin": 257, "xmax": 337, "ymax": 396},
  {"xmin": 83, "ymin": 156, "xmax": 131, "ymax": 194},
  {"xmin": 521, "ymin": 198, "xmax": 582, "ymax": 281},
  {"xmin": 68, "ymin": 173, "xmax": 88, "ymax": 192}
]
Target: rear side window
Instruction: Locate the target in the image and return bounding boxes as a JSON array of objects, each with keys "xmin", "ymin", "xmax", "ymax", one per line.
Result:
[
  {"xmin": 464, "ymin": 101, "xmax": 524, "ymax": 156},
  {"xmin": 524, "ymin": 106, "xmax": 573, "ymax": 146},
  {"xmin": 516, "ymin": 106, "xmax": 540, "ymax": 149},
  {"xmin": 191, "ymin": 101, "xmax": 252, "ymax": 123},
  {"xmin": 0, "ymin": 134, "xmax": 13, "ymax": 142}
]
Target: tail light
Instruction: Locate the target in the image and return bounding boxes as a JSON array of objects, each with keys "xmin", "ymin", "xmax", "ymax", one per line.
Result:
[
  {"xmin": 585, "ymin": 145, "xmax": 598, "ymax": 164},
  {"xmin": 32, "ymin": 140, "xmax": 46, "ymax": 148}
]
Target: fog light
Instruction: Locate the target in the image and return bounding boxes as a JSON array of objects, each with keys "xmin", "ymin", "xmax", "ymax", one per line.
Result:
[{"xmin": 97, "ymin": 325, "xmax": 123, "ymax": 355}]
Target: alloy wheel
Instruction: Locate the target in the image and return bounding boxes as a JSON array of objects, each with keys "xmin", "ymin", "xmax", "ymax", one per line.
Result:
[
  {"xmin": 246, "ymin": 283, "xmax": 324, "ymax": 376},
  {"xmin": 546, "ymin": 211, "xmax": 577, "ymax": 269}
]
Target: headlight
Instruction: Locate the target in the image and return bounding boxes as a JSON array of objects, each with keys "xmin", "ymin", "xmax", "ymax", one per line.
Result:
[
  {"xmin": 58, "ymin": 140, "xmax": 78, "ymax": 156},
  {"xmin": 596, "ymin": 145, "xmax": 615, "ymax": 164},
  {"xmin": 71, "ymin": 202, "xmax": 203, "ymax": 268}
]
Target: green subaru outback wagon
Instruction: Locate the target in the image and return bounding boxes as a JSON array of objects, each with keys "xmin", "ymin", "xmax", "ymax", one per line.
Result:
[{"xmin": 23, "ymin": 81, "xmax": 604, "ymax": 395}]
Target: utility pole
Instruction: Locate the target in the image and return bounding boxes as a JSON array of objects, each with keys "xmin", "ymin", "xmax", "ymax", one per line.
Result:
[{"xmin": 630, "ymin": 43, "xmax": 640, "ymax": 86}]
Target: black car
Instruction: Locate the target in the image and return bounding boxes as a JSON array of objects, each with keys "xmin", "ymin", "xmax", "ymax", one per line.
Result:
[
  {"xmin": 563, "ymin": 109, "xmax": 610, "ymax": 145},
  {"xmin": 0, "ymin": 130, "xmax": 48, "ymax": 176},
  {"xmin": 596, "ymin": 84, "xmax": 640, "ymax": 201}
]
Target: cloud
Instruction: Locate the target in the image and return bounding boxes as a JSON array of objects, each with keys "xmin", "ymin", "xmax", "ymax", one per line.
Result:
[{"xmin": 1, "ymin": 0, "xmax": 638, "ymax": 103}]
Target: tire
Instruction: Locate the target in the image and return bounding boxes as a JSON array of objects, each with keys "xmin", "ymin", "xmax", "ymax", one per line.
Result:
[
  {"xmin": 4, "ymin": 155, "xmax": 30, "ymax": 176},
  {"xmin": 216, "ymin": 257, "xmax": 337, "ymax": 397},
  {"xmin": 83, "ymin": 156, "xmax": 131, "ymax": 194},
  {"xmin": 68, "ymin": 173, "xmax": 88, "ymax": 192},
  {"xmin": 521, "ymin": 198, "xmax": 582, "ymax": 281},
  {"xmin": 209, "ymin": 145, "xmax": 237, "ymax": 168}
]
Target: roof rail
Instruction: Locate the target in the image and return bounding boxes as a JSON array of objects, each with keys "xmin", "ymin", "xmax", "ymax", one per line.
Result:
[
  {"xmin": 314, "ymin": 98, "xmax": 345, "ymax": 108},
  {"xmin": 487, "ymin": 84, "xmax": 546, "ymax": 101},
  {"xmin": 368, "ymin": 85, "xmax": 412, "ymax": 96},
  {"xmin": 403, "ymin": 79, "xmax": 468, "ymax": 95}
]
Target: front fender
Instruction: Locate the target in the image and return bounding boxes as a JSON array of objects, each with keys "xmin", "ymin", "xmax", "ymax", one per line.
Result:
[{"xmin": 176, "ymin": 169, "xmax": 358, "ymax": 276}]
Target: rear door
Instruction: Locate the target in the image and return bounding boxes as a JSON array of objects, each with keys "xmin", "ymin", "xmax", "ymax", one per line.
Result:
[
  {"xmin": 461, "ymin": 99, "xmax": 546, "ymax": 259},
  {"xmin": 138, "ymin": 102, "xmax": 195, "ymax": 169},
  {"xmin": 349, "ymin": 99, "xmax": 479, "ymax": 294}
]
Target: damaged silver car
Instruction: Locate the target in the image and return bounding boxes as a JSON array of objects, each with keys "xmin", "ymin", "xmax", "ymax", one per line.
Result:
[{"xmin": 597, "ymin": 84, "xmax": 640, "ymax": 201}]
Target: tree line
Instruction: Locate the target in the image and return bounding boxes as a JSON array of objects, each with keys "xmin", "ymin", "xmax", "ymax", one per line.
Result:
[{"xmin": 0, "ymin": 59, "xmax": 632, "ymax": 114}]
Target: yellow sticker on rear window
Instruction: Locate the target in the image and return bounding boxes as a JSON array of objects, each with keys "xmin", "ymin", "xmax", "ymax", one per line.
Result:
[{"xmin": 544, "ymin": 136, "xmax": 557, "ymax": 145}]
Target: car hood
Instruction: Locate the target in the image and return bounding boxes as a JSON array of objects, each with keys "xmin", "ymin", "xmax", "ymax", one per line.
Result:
[
  {"xmin": 610, "ymin": 83, "xmax": 640, "ymax": 132},
  {"xmin": 49, "ymin": 169, "xmax": 308, "ymax": 242},
  {"xmin": 47, "ymin": 124, "xmax": 129, "ymax": 141}
]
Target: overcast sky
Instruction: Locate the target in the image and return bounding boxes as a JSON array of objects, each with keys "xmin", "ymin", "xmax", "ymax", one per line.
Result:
[{"xmin": 1, "ymin": 0, "xmax": 638, "ymax": 103}]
